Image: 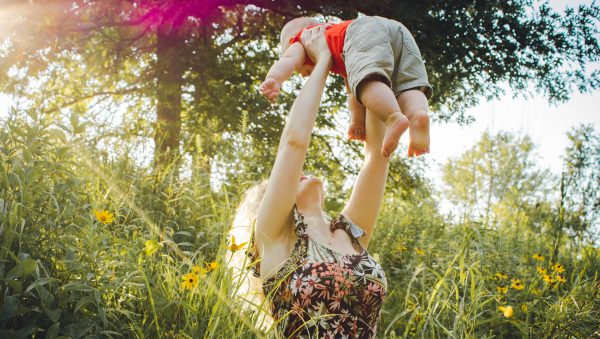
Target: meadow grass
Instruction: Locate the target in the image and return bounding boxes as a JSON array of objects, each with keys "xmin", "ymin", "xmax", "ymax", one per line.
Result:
[{"xmin": 0, "ymin": 111, "xmax": 599, "ymax": 338}]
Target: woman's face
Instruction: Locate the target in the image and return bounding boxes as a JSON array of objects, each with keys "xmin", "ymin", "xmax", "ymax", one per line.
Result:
[{"xmin": 296, "ymin": 171, "xmax": 324, "ymax": 208}]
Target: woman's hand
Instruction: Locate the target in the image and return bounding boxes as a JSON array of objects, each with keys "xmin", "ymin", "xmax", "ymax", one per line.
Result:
[{"xmin": 300, "ymin": 24, "xmax": 332, "ymax": 64}]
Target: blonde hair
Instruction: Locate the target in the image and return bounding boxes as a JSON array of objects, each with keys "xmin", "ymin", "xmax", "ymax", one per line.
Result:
[
  {"xmin": 279, "ymin": 16, "xmax": 320, "ymax": 56},
  {"xmin": 225, "ymin": 180, "xmax": 273, "ymax": 331}
]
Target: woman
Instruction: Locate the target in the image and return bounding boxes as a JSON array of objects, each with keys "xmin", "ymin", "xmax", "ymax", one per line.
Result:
[{"xmin": 235, "ymin": 26, "xmax": 391, "ymax": 338}]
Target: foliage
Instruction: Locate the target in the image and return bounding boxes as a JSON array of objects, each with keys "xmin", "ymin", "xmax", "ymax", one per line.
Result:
[
  {"xmin": 561, "ymin": 124, "xmax": 600, "ymax": 239},
  {"xmin": 0, "ymin": 108, "xmax": 258, "ymax": 337},
  {"xmin": 1, "ymin": 109, "xmax": 599, "ymax": 338},
  {"xmin": 441, "ymin": 131, "xmax": 551, "ymax": 228},
  {"xmin": 0, "ymin": 0, "xmax": 598, "ymax": 177},
  {"xmin": 0, "ymin": 1, "xmax": 599, "ymax": 337}
]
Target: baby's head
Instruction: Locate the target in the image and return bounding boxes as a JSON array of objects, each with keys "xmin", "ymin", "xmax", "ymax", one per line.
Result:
[{"xmin": 279, "ymin": 16, "xmax": 320, "ymax": 56}]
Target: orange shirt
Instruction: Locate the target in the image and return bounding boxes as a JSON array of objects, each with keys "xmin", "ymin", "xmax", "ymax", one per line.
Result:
[{"xmin": 289, "ymin": 20, "xmax": 353, "ymax": 78}]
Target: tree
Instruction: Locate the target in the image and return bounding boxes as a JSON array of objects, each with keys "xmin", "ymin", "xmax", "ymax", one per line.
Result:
[
  {"xmin": 551, "ymin": 124, "xmax": 600, "ymax": 261},
  {"xmin": 562, "ymin": 124, "xmax": 600, "ymax": 235},
  {"xmin": 1, "ymin": 2, "xmax": 289, "ymax": 181},
  {"xmin": 442, "ymin": 131, "xmax": 551, "ymax": 228},
  {"xmin": 1, "ymin": 0, "xmax": 598, "ymax": 179}
]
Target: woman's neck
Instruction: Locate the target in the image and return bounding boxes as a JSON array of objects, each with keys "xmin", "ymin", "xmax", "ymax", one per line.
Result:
[
  {"xmin": 297, "ymin": 205, "xmax": 329, "ymax": 230},
  {"xmin": 296, "ymin": 200, "xmax": 322, "ymax": 217}
]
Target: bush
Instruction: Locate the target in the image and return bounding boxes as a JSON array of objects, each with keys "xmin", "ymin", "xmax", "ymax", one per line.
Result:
[{"xmin": 1, "ymin": 110, "xmax": 598, "ymax": 338}]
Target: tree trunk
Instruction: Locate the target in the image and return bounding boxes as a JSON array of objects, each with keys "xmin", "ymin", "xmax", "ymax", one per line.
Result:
[
  {"xmin": 485, "ymin": 140, "xmax": 495, "ymax": 229},
  {"xmin": 153, "ymin": 23, "xmax": 185, "ymax": 177},
  {"xmin": 190, "ymin": 24, "xmax": 212, "ymax": 189},
  {"xmin": 551, "ymin": 174, "xmax": 566, "ymax": 263},
  {"xmin": 191, "ymin": 133, "xmax": 212, "ymax": 189}
]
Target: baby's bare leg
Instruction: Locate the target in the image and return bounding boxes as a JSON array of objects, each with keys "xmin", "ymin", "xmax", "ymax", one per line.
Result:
[
  {"xmin": 397, "ymin": 89, "xmax": 430, "ymax": 157},
  {"xmin": 348, "ymin": 94, "xmax": 366, "ymax": 141},
  {"xmin": 358, "ymin": 80, "xmax": 408, "ymax": 157}
]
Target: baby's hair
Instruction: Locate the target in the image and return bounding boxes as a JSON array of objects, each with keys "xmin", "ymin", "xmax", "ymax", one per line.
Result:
[{"xmin": 279, "ymin": 16, "xmax": 320, "ymax": 56}]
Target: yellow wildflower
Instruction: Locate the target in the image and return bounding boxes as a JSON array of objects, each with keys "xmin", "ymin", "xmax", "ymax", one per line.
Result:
[
  {"xmin": 228, "ymin": 235, "xmax": 248, "ymax": 252},
  {"xmin": 511, "ymin": 279, "xmax": 525, "ymax": 290},
  {"xmin": 552, "ymin": 263, "xmax": 564, "ymax": 273},
  {"xmin": 192, "ymin": 265, "xmax": 207, "ymax": 276},
  {"xmin": 181, "ymin": 272, "xmax": 199, "ymax": 290},
  {"xmin": 205, "ymin": 261, "xmax": 219, "ymax": 271},
  {"xmin": 144, "ymin": 239, "xmax": 161, "ymax": 256},
  {"xmin": 543, "ymin": 274, "xmax": 554, "ymax": 284},
  {"xmin": 532, "ymin": 253, "xmax": 545, "ymax": 261},
  {"xmin": 94, "ymin": 209, "xmax": 115, "ymax": 224},
  {"xmin": 498, "ymin": 305, "xmax": 513, "ymax": 318},
  {"xmin": 414, "ymin": 248, "xmax": 425, "ymax": 255},
  {"xmin": 497, "ymin": 286, "xmax": 508, "ymax": 294},
  {"xmin": 395, "ymin": 244, "xmax": 408, "ymax": 252},
  {"xmin": 495, "ymin": 272, "xmax": 508, "ymax": 280},
  {"xmin": 556, "ymin": 275, "xmax": 566, "ymax": 283},
  {"xmin": 536, "ymin": 267, "xmax": 547, "ymax": 275}
]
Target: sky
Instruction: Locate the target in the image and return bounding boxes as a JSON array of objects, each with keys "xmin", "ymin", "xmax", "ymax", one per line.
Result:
[
  {"xmin": 405, "ymin": 0, "xmax": 600, "ymax": 184},
  {"xmin": 0, "ymin": 0, "xmax": 598, "ymax": 183},
  {"xmin": 425, "ymin": 89, "xmax": 599, "ymax": 180}
]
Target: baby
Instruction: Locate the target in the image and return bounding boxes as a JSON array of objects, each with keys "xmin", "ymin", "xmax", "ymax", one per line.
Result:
[{"xmin": 259, "ymin": 16, "xmax": 433, "ymax": 157}]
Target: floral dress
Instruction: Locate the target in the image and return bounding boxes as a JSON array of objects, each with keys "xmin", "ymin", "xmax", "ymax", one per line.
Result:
[{"xmin": 249, "ymin": 207, "xmax": 387, "ymax": 338}]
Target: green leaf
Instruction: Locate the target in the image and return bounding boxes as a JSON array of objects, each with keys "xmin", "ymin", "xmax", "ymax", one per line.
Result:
[
  {"xmin": 62, "ymin": 282, "xmax": 95, "ymax": 292},
  {"xmin": 49, "ymin": 129, "xmax": 67, "ymax": 143},
  {"xmin": 7, "ymin": 279, "xmax": 22, "ymax": 293},
  {"xmin": 6, "ymin": 265, "xmax": 22, "ymax": 279},
  {"xmin": 47, "ymin": 322, "xmax": 60, "ymax": 339},
  {"xmin": 0, "ymin": 295, "xmax": 20, "ymax": 322},
  {"xmin": 21, "ymin": 258, "xmax": 37, "ymax": 276},
  {"xmin": 174, "ymin": 231, "xmax": 193, "ymax": 238},
  {"xmin": 26, "ymin": 277, "xmax": 61, "ymax": 293},
  {"xmin": 98, "ymin": 306, "xmax": 107, "ymax": 325},
  {"xmin": 13, "ymin": 323, "xmax": 39, "ymax": 338},
  {"xmin": 45, "ymin": 307, "xmax": 62, "ymax": 323},
  {"xmin": 74, "ymin": 296, "xmax": 95, "ymax": 313}
]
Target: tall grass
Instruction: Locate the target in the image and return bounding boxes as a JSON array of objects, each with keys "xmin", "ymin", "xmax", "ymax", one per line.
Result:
[{"xmin": 0, "ymin": 109, "xmax": 598, "ymax": 338}]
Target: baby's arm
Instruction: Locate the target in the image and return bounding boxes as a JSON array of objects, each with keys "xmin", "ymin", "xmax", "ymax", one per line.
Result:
[
  {"xmin": 259, "ymin": 42, "xmax": 306, "ymax": 102},
  {"xmin": 345, "ymin": 78, "xmax": 367, "ymax": 141}
]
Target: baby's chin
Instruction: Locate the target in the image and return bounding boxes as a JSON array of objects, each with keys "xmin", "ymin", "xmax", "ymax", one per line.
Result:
[
  {"xmin": 298, "ymin": 179, "xmax": 323, "ymax": 197},
  {"xmin": 299, "ymin": 70, "xmax": 312, "ymax": 77}
]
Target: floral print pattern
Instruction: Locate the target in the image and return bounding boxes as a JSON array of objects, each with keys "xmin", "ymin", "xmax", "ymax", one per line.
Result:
[{"xmin": 250, "ymin": 208, "xmax": 387, "ymax": 338}]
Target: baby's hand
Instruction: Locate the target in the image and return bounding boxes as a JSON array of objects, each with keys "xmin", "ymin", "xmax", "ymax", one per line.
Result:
[{"xmin": 259, "ymin": 78, "xmax": 281, "ymax": 102}]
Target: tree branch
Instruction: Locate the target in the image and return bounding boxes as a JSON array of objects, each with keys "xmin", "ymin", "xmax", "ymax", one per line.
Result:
[
  {"xmin": 43, "ymin": 87, "xmax": 143, "ymax": 115},
  {"xmin": 313, "ymin": 133, "xmax": 359, "ymax": 175}
]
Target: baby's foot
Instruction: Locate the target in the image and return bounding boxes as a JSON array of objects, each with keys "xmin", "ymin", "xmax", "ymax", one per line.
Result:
[
  {"xmin": 347, "ymin": 121, "xmax": 366, "ymax": 141},
  {"xmin": 381, "ymin": 112, "xmax": 409, "ymax": 157},
  {"xmin": 407, "ymin": 110, "xmax": 430, "ymax": 157}
]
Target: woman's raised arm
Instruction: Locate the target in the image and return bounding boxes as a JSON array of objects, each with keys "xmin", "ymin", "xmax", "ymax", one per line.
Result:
[
  {"xmin": 342, "ymin": 110, "xmax": 390, "ymax": 248},
  {"xmin": 255, "ymin": 26, "xmax": 332, "ymax": 251}
]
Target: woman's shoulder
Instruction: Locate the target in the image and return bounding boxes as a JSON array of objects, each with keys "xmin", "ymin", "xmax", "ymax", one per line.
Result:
[
  {"xmin": 331, "ymin": 212, "xmax": 367, "ymax": 239},
  {"xmin": 251, "ymin": 208, "xmax": 308, "ymax": 282}
]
